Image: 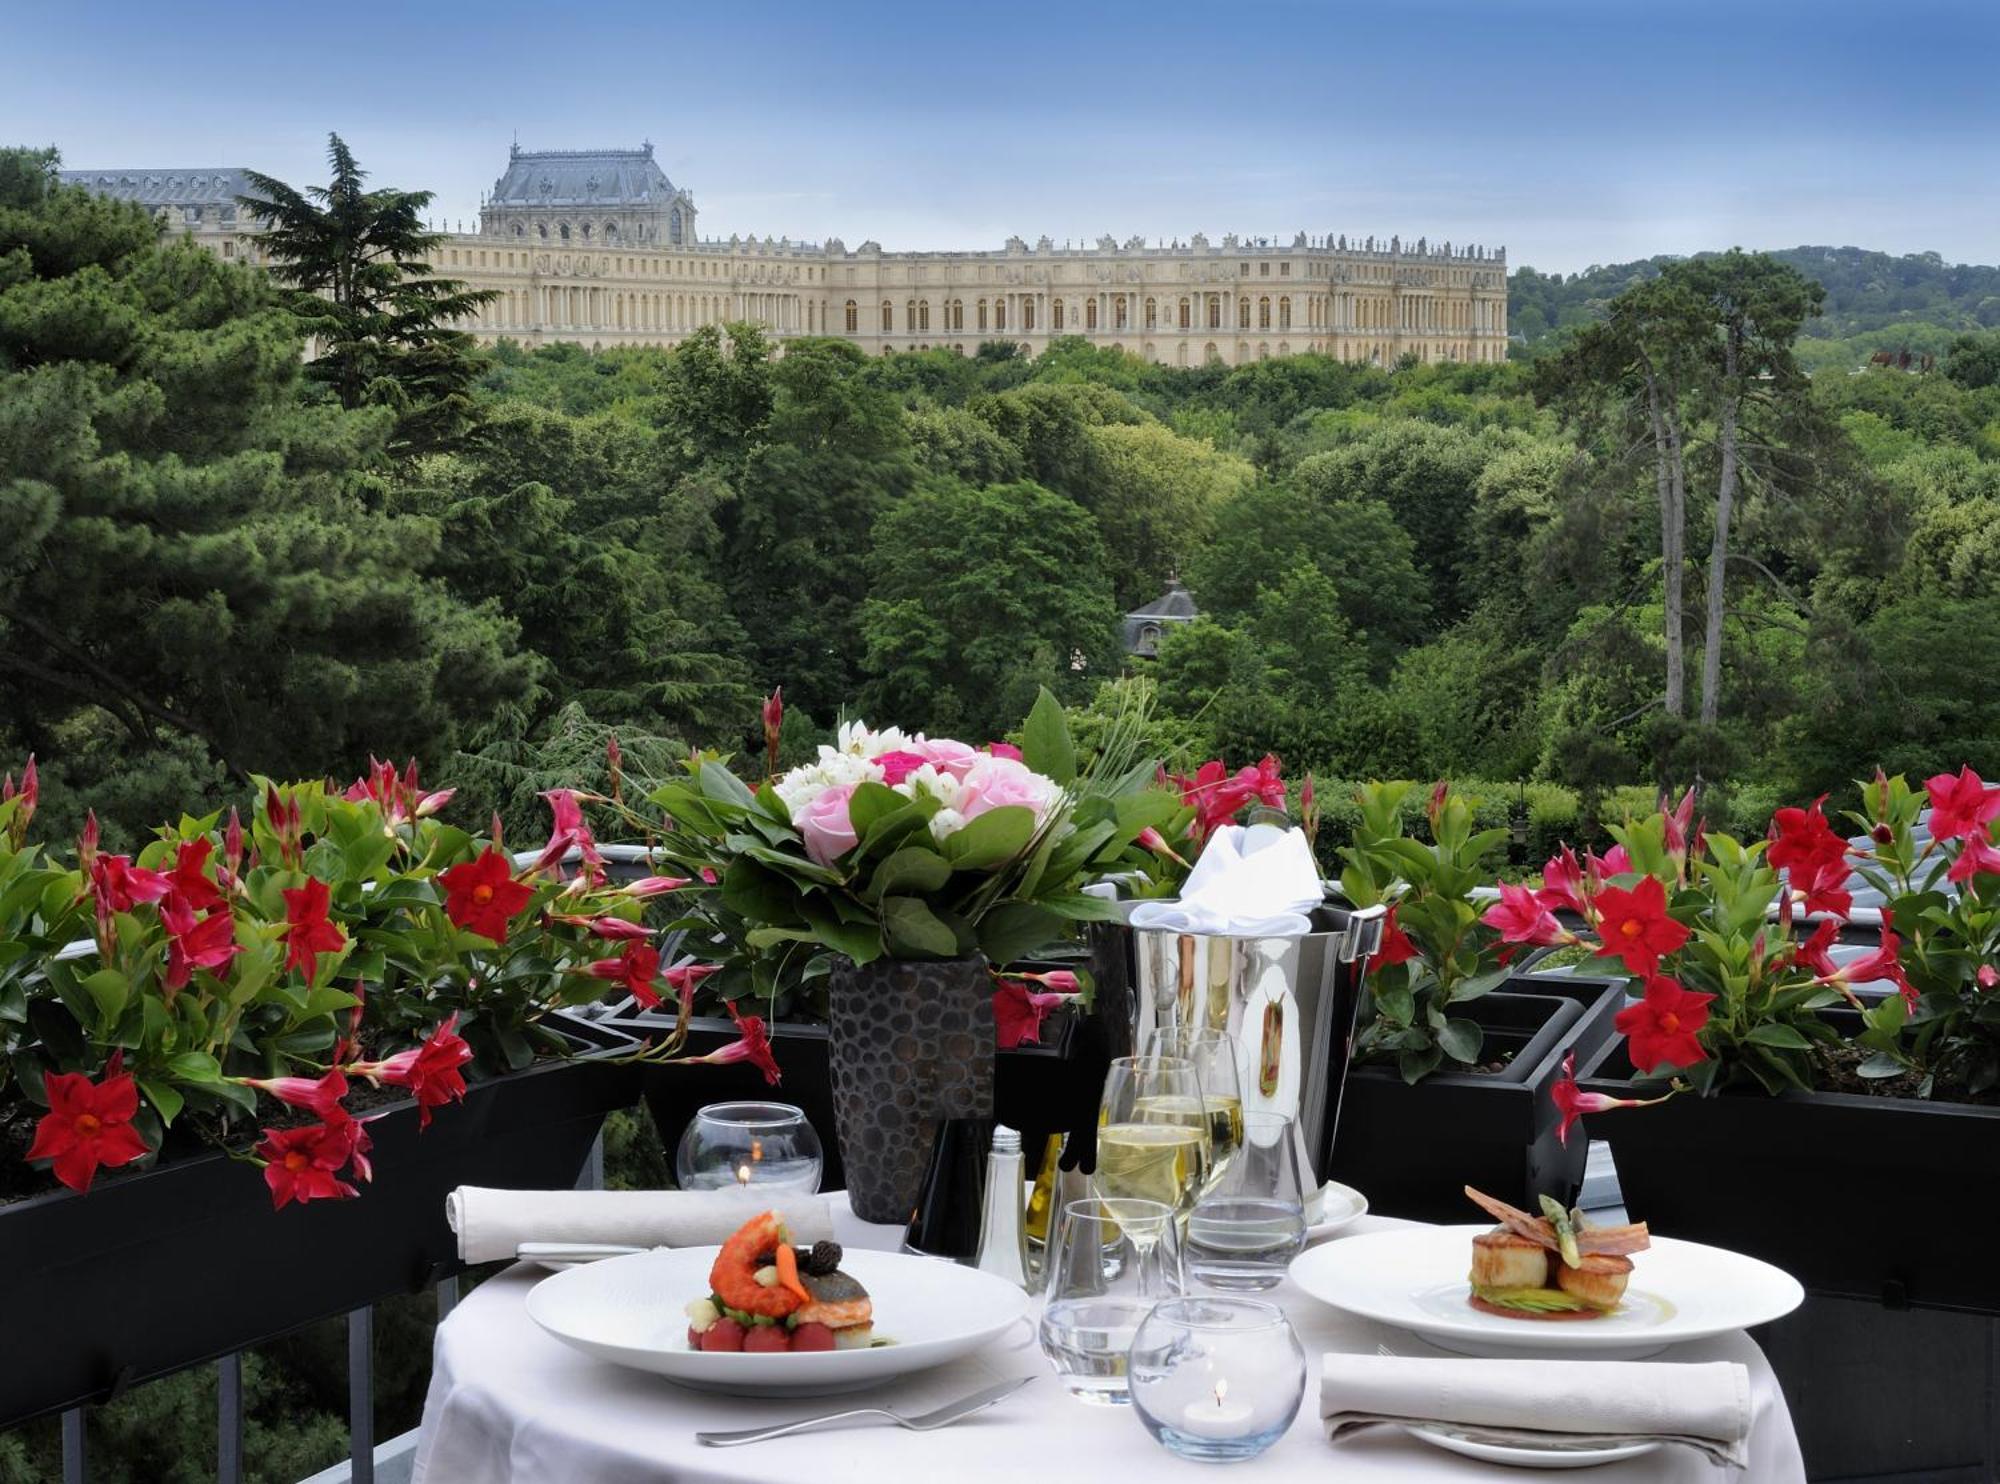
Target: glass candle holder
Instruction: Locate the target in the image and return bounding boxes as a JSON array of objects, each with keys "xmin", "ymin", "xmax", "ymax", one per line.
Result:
[
  {"xmin": 674, "ymin": 1102, "xmax": 823, "ymax": 1194},
  {"xmin": 1129, "ymin": 1297, "xmax": 1306, "ymax": 1463}
]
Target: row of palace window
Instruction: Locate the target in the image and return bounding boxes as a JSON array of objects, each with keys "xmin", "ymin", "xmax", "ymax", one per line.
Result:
[{"xmin": 841, "ymin": 294, "xmax": 1313, "ymax": 334}]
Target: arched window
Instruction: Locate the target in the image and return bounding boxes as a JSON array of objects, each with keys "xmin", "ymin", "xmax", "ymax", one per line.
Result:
[
  {"xmin": 1114, "ymin": 296, "xmax": 1128, "ymax": 330},
  {"xmin": 669, "ymin": 207, "xmax": 682, "ymax": 243},
  {"xmin": 844, "ymin": 300, "xmax": 858, "ymax": 333},
  {"xmin": 580, "ymin": 223, "xmax": 592, "ymax": 241},
  {"xmin": 1208, "ymin": 297, "xmax": 1221, "ymax": 329},
  {"xmin": 513, "ymin": 223, "xmax": 525, "ymax": 238},
  {"xmin": 978, "ymin": 299, "xmax": 989, "ymax": 332},
  {"xmin": 1022, "ymin": 299, "xmax": 1035, "ymax": 331},
  {"xmin": 881, "ymin": 300, "xmax": 893, "ymax": 332},
  {"xmin": 907, "ymin": 298, "xmax": 917, "ymax": 331},
  {"xmin": 1085, "ymin": 300, "xmax": 1098, "ymax": 331},
  {"xmin": 1052, "ymin": 299, "xmax": 1065, "ymax": 331},
  {"xmin": 537, "ymin": 223, "xmax": 549, "ymax": 239},
  {"xmin": 1259, "ymin": 296, "xmax": 1271, "ymax": 329},
  {"xmin": 950, "ymin": 299, "xmax": 962, "ymax": 330},
  {"xmin": 919, "ymin": 300, "xmax": 930, "ymax": 331},
  {"xmin": 995, "ymin": 299, "xmax": 1007, "ymax": 331},
  {"xmin": 1144, "ymin": 298, "xmax": 1157, "ymax": 329},
  {"xmin": 560, "ymin": 222, "xmax": 572, "ymax": 241},
  {"xmin": 1238, "ymin": 297, "xmax": 1250, "ymax": 329},
  {"xmin": 1279, "ymin": 297, "xmax": 1291, "ymax": 330},
  {"xmin": 1178, "ymin": 297, "xmax": 1190, "ymax": 329},
  {"xmin": 606, "ymin": 222, "xmax": 618, "ymax": 242}
]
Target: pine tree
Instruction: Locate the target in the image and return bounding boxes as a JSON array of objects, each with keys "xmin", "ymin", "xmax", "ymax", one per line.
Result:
[{"xmin": 239, "ymin": 133, "xmax": 496, "ymax": 457}]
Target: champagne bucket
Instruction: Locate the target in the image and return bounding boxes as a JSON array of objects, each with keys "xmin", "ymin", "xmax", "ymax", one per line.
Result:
[{"xmin": 1127, "ymin": 905, "xmax": 1385, "ymax": 1182}]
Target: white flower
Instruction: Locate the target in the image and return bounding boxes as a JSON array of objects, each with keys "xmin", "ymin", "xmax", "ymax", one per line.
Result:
[
  {"xmin": 928, "ymin": 808, "xmax": 968, "ymax": 842},
  {"xmin": 834, "ymin": 720, "xmax": 913, "ymax": 759},
  {"xmin": 895, "ymin": 763, "xmax": 963, "ymax": 810},
  {"xmin": 774, "ymin": 748, "xmax": 882, "ymax": 815}
]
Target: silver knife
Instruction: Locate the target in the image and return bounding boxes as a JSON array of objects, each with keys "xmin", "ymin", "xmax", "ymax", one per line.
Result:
[{"xmin": 695, "ymin": 1375, "xmax": 1034, "ymax": 1447}]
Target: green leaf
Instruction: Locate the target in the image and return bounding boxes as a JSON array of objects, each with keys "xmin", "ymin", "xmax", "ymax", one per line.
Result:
[
  {"xmin": 721, "ymin": 859, "xmax": 806, "ymax": 926},
  {"xmin": 699, "ymin": 759, "xmax": 759, "ymax": 808},
  {"xmin": 1856, "ymin": 1050, "xmax": 1907, "ymax": 1080},
  {"xmin": 1437, "ymin": 1017, "xmax": 1483, "ymax": 1063},
  {"xmin": 1745, "ymin": 1023, "xmax": 1814, "ymax": 1051},
  {"xmin": 1372, "ymin": 978, "xmax": 1415, "ymax": 1026},
  {"xmin": 1021, "ymin": 687, "xmax": 1077, "ymax": 784},
  {"xmin": 845, "ymin": 781, "xmax": 907, "ymax": 837},
  {"xmin": 880, "ymin": 896, "xmax": 960, "ymax": 958},
  {"xmin": 976, "ymin": 902, "xmax": 1064, "ymax": 965},
  {"xmin": 81, "ymin": 969, "xmax": 130, "ymax": 1025},
  {"xmin": 165, "ymin": 1050, "xmax": 224, "ymax": 1083},
  {"xmin": 139, "ymin": 1078, "xmax": 184, "ymax": 1125},
  {"xmin": 799, "ymin": 901, "xmax": 884, "ymax": 965},
  {"xmin": 1446, "ymin": 967, "xmax": 1509, "ymax": 1003},
  {"xmin": 939, "ymin": 806, "xmax": 1036, "ymax": 870},
  {"xmin": 867, "ymin": 847, "xmax": 954, "ymax": 902}
]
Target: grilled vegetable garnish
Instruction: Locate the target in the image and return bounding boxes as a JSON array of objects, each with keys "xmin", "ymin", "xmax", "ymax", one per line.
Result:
[
  {"xmin": 1464, "ymin": 1186, "xmax": 1650, "ymax": 1321},
  {"xmin": 1538, "ymin": 1194, "xmax": 1582, "ymax": 1269}
]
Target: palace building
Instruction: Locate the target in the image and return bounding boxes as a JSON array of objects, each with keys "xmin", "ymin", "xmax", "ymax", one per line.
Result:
[{"xmin": 62, "ymin": 145, "xmax": 1508, "ymax": 367}]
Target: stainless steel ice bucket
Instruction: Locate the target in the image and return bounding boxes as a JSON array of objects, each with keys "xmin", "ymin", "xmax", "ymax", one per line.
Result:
[{"xmin": 1123, "ymin": 904, "xmax": 1386, "ymax": 1181}]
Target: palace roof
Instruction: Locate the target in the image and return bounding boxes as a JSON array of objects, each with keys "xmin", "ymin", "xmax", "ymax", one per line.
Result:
[
  {"xmin": 58, "ymin": 169, "xmax": 253, "ymax": 206},
  {"xmin": 488, "ymin": 145, "xmax": 680, "ymax": 210}
]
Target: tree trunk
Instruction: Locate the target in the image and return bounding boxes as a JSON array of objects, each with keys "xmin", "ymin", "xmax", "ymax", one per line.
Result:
[
  {"xmin": 1699, "ymin": 333, "xmax": 1742, "ymax": 727},
  {"xmin": 1643, "ymin": 373, "xmax": 1686, "ymax": 718}
]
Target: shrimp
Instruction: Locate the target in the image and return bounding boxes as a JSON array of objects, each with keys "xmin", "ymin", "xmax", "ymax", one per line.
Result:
[{"xmin": 708, "ymin": 1209, "xmax": 803, "ymax": 1319}]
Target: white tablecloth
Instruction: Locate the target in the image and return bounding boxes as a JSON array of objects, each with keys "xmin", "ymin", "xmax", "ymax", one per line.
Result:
[{"xmin": 412, "ymin": 1201, "xmax": 1805, "ymax": 1483}]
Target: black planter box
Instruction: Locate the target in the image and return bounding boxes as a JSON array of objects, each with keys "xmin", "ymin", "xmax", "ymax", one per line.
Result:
[
  {"xmin": 638, "ymin": 1004, "xmax": 1105, "ymax": 1195},
  {"xmin": 0, "ymin": 1027, "xmax": 638, "ymax": 1428},
  {"xmin": 1579, "ymin": 1030, "xmax": 2000, "ymax": 1315},
  {"xmin": 1323, "ymin": 972, "xmax": 1624, "ymax": 1224}
]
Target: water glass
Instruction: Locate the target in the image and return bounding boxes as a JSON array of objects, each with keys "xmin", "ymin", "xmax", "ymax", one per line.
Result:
[
  {"xmin": 1096, "ymin": 1055, "xmax": 1210, "ymax": 1225},
  {"xmin": 1037, "ymin": 1196, "xmax": 1184, "ymax": 1405},
  {"xmin": 1130, "ymin": 1297, "xmax": 1307, "ymax": 1462},
  {"xmin": 1153, "ymin": 1029, "xmax": 1246, "ymax": 1193},
  {"xmin": 673, "ymin": 1102, "xmax": 823, "ymax": 1194},
  {"xmin": 1185, "ymin": 1111, "xmax": 1307, "ymax": 1291}
]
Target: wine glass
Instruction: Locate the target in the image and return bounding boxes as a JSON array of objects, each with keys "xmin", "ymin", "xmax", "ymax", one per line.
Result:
[
  {"xmin": 1038, "ymin": 1195, "xmax": 1184, "ymax": 1405},
  {"xmin": 1154, "ymin": 1029, "xmax": 1246, "ymax": 1193},
  {"xmin": 673, "ymin": 1102, "xmax": 823, "ymax": 1194},
  {"xmin": 1185, "ymin": 1111, "xmax": 1308, "ymax": 1290},
  {"xmin": 1096, "ymin": 1055, "xmax": 1210, "ymax": 1227}
]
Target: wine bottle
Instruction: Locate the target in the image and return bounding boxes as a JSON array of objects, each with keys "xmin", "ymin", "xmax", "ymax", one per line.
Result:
[{"xmin": 903, "ymin": 1116, "xmax": 991, "ymax": 1263}]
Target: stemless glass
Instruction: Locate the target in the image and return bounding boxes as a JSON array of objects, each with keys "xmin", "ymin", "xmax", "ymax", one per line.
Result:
[
  {"xmin": 673, "ymin": 1102, "xmax": 823, "ymax": 1194},
  {"xmin": 1096, "ymin": 1055, "xmax": 1210, "ymax": 1225},
  {"xmin": 1154, "ymin": 1030, "xmax": 1246, "ymax": 1193},
  {"xmin": 1185, "ymin": 1111, "xmax": 1308, "ymax": 1290},
  {"xmin": 1130, "ymin": 1297, "xmax": 1307, "ymax": 1462},
  {"xmin": 1037, "ymin": 1196, "xmax": 1184, "ymax": 1405}
]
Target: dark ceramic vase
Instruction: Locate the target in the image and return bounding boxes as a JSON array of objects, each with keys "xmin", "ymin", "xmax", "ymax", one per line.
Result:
[{"xmin": 826, "ymin": 954, "xmax": 993, "ymax": 1223}]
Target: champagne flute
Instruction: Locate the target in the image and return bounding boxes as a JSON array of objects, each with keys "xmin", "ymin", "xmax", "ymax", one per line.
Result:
[
  {"xmin": 1096, "ymin": 1054, "xmax": 1210, "ymax": 1227},
  {"xmin": 1153, "ymin": 1029, "xmax": 1246, "ymax": 1194}
]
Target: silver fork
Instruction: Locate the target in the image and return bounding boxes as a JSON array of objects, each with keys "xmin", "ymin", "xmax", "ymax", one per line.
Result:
[{"xmin": 694, "ymin": 1376, "xmax": 1033, "ymax": 1447}]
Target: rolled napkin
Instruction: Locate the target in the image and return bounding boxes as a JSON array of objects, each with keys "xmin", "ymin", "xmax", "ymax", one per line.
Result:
[
  {"xmin": 447, "ymin": 1186, "xmax": 834, "ymax": 1265},
  {"xmin": 1126, "ymin": 823, "xmax": 1322, "ymax": 938},
  {"xmin": 1321, "ymin": 1353, "xmax": 1752, "ymax": 1468}
]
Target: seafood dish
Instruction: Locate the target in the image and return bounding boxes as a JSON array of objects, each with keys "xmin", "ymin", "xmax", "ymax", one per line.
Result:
[
  {"xmin": 684, "ymin": 1209, "xmax": 877, "ymax": 1353},
  {"xmin": 1463, "ymin": 1186, "xmax": 1651, "ymax": 1320}
]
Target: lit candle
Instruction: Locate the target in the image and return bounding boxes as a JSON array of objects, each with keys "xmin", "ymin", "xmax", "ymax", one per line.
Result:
[{"xmin": 1179, "ymin": 1378, "xmax": 1255, "ymax": 1438}]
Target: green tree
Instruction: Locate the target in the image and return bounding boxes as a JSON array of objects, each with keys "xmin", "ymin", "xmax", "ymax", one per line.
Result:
[
  {"xmin": 239, "ymin": 133, "xmax": 497, "ymax": 457},
  {"xmin": 858, "ymin": 480, "xmax": 1117, "ymax": 737},
  {"xmin": 1083, "ymin": 420, "xmax": 1253, "ymax": 605},
  {"xmin": 0, "ymin": 146, "xmax": 532, "ymax": 840}
]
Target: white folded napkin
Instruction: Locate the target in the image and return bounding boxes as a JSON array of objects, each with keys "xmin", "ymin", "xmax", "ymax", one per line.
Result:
[
  {"xmin": 447, "ymin": 1186, "xmax": 834, "ymax": 1265},
  {"xmin": 1125, "ymin": 824, "xmax": 1322, "ymax": 938},
  {"xmin": 1321, "ymin": 1353, "xmax": 1752, "ymax": 1468}
]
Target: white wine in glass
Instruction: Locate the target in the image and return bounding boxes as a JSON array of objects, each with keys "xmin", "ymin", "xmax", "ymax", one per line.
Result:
[
  {"xmin": 1153, "ymin": 1031, "xmax": 1247, "ymax": 1194},
  {"xmin": 1097, "ymin": 1056, "xmax": 1211, "ymax": 1223}
]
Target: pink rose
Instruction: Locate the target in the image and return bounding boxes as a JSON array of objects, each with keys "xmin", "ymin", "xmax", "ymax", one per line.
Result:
[
  {"xmin": 797, "ymin": 783, "xmax": 859, "ymax": 866},
  {"xmin": 956, "ymin": 756, "xmax": 1057, "ymax": 824},
  {"xmin": 874, "ymin": 750, "xmax": 929, "ymax": 787},
  {"xmin": 986, "ymin": 741, "xmax": 1024, "ymax": 761},
  {"xmin": 912, "ymin": 737, "xmax": 982, "ymax": 779}
]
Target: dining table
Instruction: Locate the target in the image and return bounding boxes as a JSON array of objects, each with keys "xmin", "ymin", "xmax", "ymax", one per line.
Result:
[{"xmin": 410, "ymin": 1194, "xmax": 1807, "ymax": 1482}]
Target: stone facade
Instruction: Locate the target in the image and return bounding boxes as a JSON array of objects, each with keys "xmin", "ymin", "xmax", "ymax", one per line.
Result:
[{"xmin": 64, "ymin": 146, "xmax": 1507, "ymax": 368}]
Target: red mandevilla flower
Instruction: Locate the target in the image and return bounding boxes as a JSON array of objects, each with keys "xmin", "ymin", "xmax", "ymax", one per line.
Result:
[
  {"xmin": 1946, "ymin": 833, "xmax": 2000, "ymax": 885},
  {"xmin": 874, "ymin": 750, "xmax": 929, "ymax": 787},
  {"xmin": 986, "ymin": 741, "xmax": 1024, "ymax": 761},
  {"xmin": 1590, "ymin": 875, "xmax": 1691, "ymax": 976},
  {"xmin": 688, "ymin": 1005, "xmax": 783, "ymax": 1085},
  {"xmin": 166, "ymin": 837, "xmax": 225, "ymax": 912},
  {"xmin": 1548, "ymin": 1050, "xmax": 1673, "ymax": 1146},
  {"xmin": 993, "ymin": 978, "xmax": 1074, "ymax": 1049},
  {"xmin": 353, "ymin": 1014, "xmax": 473, "ymax": 1129},
  {"xmin": 1369, "ymin": 903, "xmax": 1418, "ymax": 974},
  {"xmin": 439, "ymin": 847, "xmax": 534, "ymax": 943},
  {"xmin": 257, "ymin": 1119, "xmax": 363, "ymax": 1209},
  {"xmin": 1818, "ymin": 928, "xmax": 1918, "ymax": 1011},
  {"xmin": 243, "ymin": 1069, "xmax": 351, "ymax": 1121},
  {"xmin": 1480, "ymin": 882, "xmax": 1574, "ymax": 948},
  {"xmin": 1, "ymin": 753, "xmax": 37, "ymax": 845},
  {"xmin": 281, "ymin": 877, "xmax": 346, "ymax": 985},
  {"xmin": 161, "ymin": 895, "xmax": 242, "ymax": 991},
  {"xmin": 26, "ymin": 1053, "xmax": 152, "ymax": 1192},
  {"xmin": 663, "ymin": 961, "xmax": 721, "ymax": 1016},
  {"xmin": 585, "ymin": 942, "xmax": 665, "ymax": 1009},
  {"xmin": 1614, "ymin": 976, "xmax": 1714, "ymax": 1075},
  {"xmin": 1536, "ymin": 845, "xmax": 1590, "ymax": 917},
  {"xmin": 88, "ymin": 853, "xmax": 173, "ymax": 915},
  {"xmin": 1924, "ymin": 766, "xmax": 2000, "ymax": 843},
  {"xmin": 1788, "ymin": 918, "xmax": 1842, "ymax": 978},
  {"xmin": 541, "ymin": 788, "xmax": 605, "ymax": 886}
]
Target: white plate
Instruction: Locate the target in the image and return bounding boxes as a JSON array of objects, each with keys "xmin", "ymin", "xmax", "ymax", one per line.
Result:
[
  {"xmin": 1289, "ymin": 1225, "xmax": 1803, "ymax": 1359},
  {"xmin": 527, "ymin": 1246, "xmax": 1031, "ymax": 1396},
  {"xmin": 1307, "ymin": 1180, "xmax": 1368, "ymax": 1240},
  {"xmin": 1404, "ymin": 1424, "xmax": 1661, "ymax": 1469}
]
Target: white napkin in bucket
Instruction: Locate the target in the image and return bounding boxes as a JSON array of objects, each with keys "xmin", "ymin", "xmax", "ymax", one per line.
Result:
[
  {"xmin": 1321, "ymin": 1353, "xmax": 1753, "ymax": 1467},
  {"xmin": 1125, "ymin": 824, "xmax": 1322, "ymax": 938},
  {"xmin": 447, "ymin": 1186, "xmax": 834, "ymax": 1265}
]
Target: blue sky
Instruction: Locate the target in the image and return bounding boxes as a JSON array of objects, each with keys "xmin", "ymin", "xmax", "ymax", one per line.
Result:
[{"xmin": 5, "ymin": 0, "xmax": 1996, "ymax": 273}]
